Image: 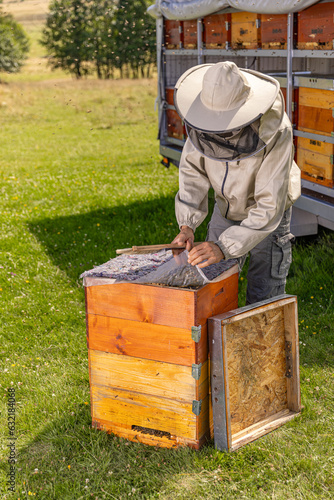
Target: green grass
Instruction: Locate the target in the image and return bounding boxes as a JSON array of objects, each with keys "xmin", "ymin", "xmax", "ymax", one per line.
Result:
[{"xmin": 0, "ymin": 19, "xmax": 333, "ymax": 500}]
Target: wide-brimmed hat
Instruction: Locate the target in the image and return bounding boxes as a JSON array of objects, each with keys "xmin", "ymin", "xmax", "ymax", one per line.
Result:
[{"xmin": 174, "ymin": 61, "xmax": 280, "ymax": 133}]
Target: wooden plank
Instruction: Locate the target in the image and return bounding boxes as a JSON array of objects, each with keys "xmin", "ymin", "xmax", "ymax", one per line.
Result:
[
  {"xmin": 298, "ymin": 106, "xmax": 333, "ymax": 137},
  {"xmin": 297, "ymin": 3, "xmax": 334, "ymax": 50},
  {"xmin": 297, "ymin": 146, "xmax": 334, "ymax": 186},
  {"xmin": 231, "ymin": 409, "xmax": 300, "ymax": 451},
  {"xmin": 224, "ymin": 306, "xmax": 288, "ymax": 435},
  {"xmin": 93, "ymin": 418, "xmax": 208, "ymax": 449},
  {"xmin": 203, "ymin": 13, "xmax": 231, "ymax": 48},
  {"xmin": 87, "ymin": 315, "xmax": 197, "ymax": 366},
  {"xmin": 91, "ymin": 385, "xmax": 197, "ymax": 440},
  {"xmin": 89, "ymin": 349, "xmax": 208, "ymax": 402},
  {"xmin": 299, "ymin": 87, "xmax": 334, "ymax": 110},
  {"xmin": 231, "ymin": 12, "xmax": 261, "ymax": 49},
  {"xmin": 167, "ymin": 109, "xmax": 185, "ymax": 140},
  {"xmin": 86, "ymin": 282, "xmax": 196, "ymax": 329},
  {"xmin": 283, "ymin": 300, "xmax": 301, "ymax": 413},
  {"xmin": 261, "ymin": 14, "xmax": 288, "ymax": 49},
  {"xmin": 183, "ymin": 19, "xmax": 198, "ymax": 49},
  {"xmin": 195, "ymin": 266, "xmax": 239, "ymax": 326},
  {"xmin": 164, "ymin": 19, "xmax": 183, "ymax": 49},
  {"xmin": 297, "ymin": 136, "xmax": 334, "ymax": 157},
  {"xmin": 212, "ymin": 295, "xmax": 296, "ymax": 325}
]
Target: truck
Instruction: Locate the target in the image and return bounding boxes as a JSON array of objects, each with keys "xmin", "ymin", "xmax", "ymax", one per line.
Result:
[{"xmin": 149, "ymin": 0, "xmax": 334, "ymax": 236}]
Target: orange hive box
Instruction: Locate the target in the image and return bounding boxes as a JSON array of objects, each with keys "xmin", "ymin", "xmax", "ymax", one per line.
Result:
[
  {"xmin": 231, "ymin": 12, "xmax": 261, "ymax": 50},
  {"xmin": 209, "ymin": 295, "xmax": 301, "ymax": 452},
  {"xmin": 164, "ymin": 19, "xmax": 183, "ymax": 49},
  {"xmin": 261, "ymin": 14, "xmax": 288, "ymax": 49},
  {"xmin": 297, "ymin": 86, "xmax": 334, "ymax": 187},
  {"xmin": 85, "ymin": 265, "xmax": 239, "ymax": 449},
  {"xmin": 203, "ymin": 13, "xmax": 231, "ymax": 48},
  {"xmin": 297, "ymin": 2, "xmax": 334, "ymax": 50},
  {"xmin": 165, "ymin": 86, "xmax": 185, "ymax": 140}
]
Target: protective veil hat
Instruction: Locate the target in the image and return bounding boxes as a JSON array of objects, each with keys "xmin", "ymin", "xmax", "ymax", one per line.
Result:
[{"xmin": 174, "ymin": 61, "xmax": 280, "ymax": 132}]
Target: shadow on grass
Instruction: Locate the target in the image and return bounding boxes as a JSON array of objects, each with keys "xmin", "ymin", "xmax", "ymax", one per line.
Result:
[
  {"xmin": 9, "ymin": 403, "xmax": 275, "ymax": 500},
  {"xmin": 28, "ymin": 195, "xmax": 206, "ymax": 285}
]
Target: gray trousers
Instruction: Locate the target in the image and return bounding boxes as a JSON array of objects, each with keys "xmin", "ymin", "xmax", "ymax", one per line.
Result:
[{"xmin": 207, "ymin": 204, "xmax": 294, "ymax": 305}]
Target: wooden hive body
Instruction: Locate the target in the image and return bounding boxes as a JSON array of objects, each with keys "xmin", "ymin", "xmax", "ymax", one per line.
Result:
[
  {"xmin": 297, "ymin": 86, "xmax": 334, "ymax": 187},
  {"xmin": 297, "ymin": 3, "xmax": 334, "ymax": 50},
  {"xmin": 164, "ymin": 20, "xmax": 183, "ymax": 49},
  {"xmin": 261, "ymin": 14, "xmax": 288, "ymax": 49},
  {"xmin": 85, "ymin": 265, "xmax": 239, "ymax": 449},
  {"xmin": 231, "ymin": 12, "xmax": 261, "ymax": 50},
  {"xmin": 209, "ymin": 295, "xmax": 301, "ymax": 452},
  {"xmin": 165, "ymin": 87, "xmax": 185, "ymax": 141},
  {"xmin": 183, "ymin": 19, "xmax": 198, "ymax": 49},
  {"xmin": 203, "ymin": 14, "xmax": 231, "ymax": 48}
]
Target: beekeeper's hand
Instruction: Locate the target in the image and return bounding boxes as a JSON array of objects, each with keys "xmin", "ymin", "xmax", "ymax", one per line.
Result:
[
  {"xmin": 188, "ymin": 241, "xmax": 224, "ymax": 268},
  {"xmin": 171, "ymin": 226, "xmax": 194, "ymax": 255}
]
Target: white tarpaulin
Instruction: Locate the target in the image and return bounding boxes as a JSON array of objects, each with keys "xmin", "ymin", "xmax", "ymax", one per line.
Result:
[{"xmin": 147, "ymin": 0, "xmax": 322, "ymax": 19}]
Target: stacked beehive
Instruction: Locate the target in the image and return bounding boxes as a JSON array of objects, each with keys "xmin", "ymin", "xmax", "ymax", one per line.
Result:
[{"xmin": 85, "ymin": 266, "xmax": 239, "ymax": 449}]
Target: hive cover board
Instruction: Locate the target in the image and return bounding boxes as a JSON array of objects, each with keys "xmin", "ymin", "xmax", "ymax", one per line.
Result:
[{"xmin": 209, "ymin": 295, "xmax": 301, "ymax": 452}]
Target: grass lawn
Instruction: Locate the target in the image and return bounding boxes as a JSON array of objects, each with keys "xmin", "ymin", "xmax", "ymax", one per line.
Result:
[{"xmin": 0, "ymin": 7, "xmax": 333, "ymax": 500}]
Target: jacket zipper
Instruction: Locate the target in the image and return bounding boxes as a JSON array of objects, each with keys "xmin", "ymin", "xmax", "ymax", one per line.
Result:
[{"xmin": 221, "ymin": 162, "xmax": 230, "ymax": 218}]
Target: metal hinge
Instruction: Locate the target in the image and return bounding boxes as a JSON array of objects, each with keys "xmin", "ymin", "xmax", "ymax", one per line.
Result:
[
  {"xmin": 256, "ymin": 19, "xmax": 261, "ymax": 29},
  {"xmin": 331, "ymin": 154, "xmax": 334, "ymax": 165},
  {"xmin": 192, "ymin": 363, "xmax": 202, "ymax": 380},
  {"xmin": 191, "ymin": 325, "xmax": 201, "ymax": 342},
  {"xmin": 192, "ymin": 400, "xmax": 202, "ymax": 416},
  {"xmin": 225, "ymin": 21, "xmax": 230, "ymax": 31},
  {"xmin": 285, "ymin": 340, "xmax": 293, "ymax": 378}
]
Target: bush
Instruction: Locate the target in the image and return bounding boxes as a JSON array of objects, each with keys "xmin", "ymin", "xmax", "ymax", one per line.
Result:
[{"xmin": 0, "ymin": 12, "xmax": 29, "ymax": 73}]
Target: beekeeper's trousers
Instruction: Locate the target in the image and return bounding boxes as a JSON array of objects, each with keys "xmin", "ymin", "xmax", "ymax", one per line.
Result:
[{"xmin": 206, "ymin": 204, "xmax": 294, "ymax": 305}]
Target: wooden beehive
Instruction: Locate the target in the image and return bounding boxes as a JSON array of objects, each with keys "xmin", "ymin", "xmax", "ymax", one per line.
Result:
[
  {"xmin": 261, "ymin": 14, "xmax": 288, "ymax": 49},
  {"xmin": 209, "ymin": 295, "xmax": 301, "ymax": 452},
  {"xmin": 231, "ymin": 12, "xmax": 261, "ymax": 50},
  {"xmin": 297, "ymin": 137, "xmax": 334, "ymax": 187},
  {"xmin": 297, "ymin": 2, "xmax": 334, "ymax": 50},
  {"xmin": 165, "ymin": 86, "xmax": 185, "ymax": 140},
  {"xmin": 297, "ymin": 86, "xmax": 334, "ymax": 186},
  {"xmin": 203, "ymin": 13, "xmax": 231, "ymax": 48},
  {"xmin": 85, "ymin": 264, "xmax": 239, "ymax": 449},
  {"xmin": 164, "ymin": 19, "xmax": 183, "ymax": 49},
  {"xmin": 183, "ymin": 19, "xmax": 198, "ymax": 49}
]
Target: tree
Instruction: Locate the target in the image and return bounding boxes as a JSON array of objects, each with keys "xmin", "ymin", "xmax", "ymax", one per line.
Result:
[
  {"xmin": 86, "ymin": 0, "xmax": 118, "ymax": 79},
  {"xmin": 41, "ymin": 0, "xmax": 156, "ymax": 79},
  {"xmin": 41, "ymin": 0, "xmax": 93, "ymax": 78},
  {"xmin": 113, "ymin": 0, "xmax": 156, "ymax": 78},
  {"xmin": 0, "ymin": 12, "xmax": 29, "ymax": 74}
]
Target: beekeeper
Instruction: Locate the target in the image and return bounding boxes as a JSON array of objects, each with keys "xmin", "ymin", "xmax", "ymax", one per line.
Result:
[{"xmin": 172, "ymin": 61, "xmax": 301, "ymax": 304}]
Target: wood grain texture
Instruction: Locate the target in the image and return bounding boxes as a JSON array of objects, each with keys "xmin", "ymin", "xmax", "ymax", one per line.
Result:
[
  {"xmin": 183, "ymin": 19, "xmax": 198, "ymax": 49},
  {"xmin": 231, "ymin": 12, "xmax": 261, "ymax": 49},
  {"xmin": 164, "ymin": 20, "xmax": 183, "ymax": 49},
  {"xmin": 93, "ymin": 418, "xmax": 209, "ymax": 449},
  {"xmin": 283, "ymin": 301, "xmax": 301, "ymax": 412},
  {"xmin": 91, "ymin": 385, "xmax": 197, "ymax": 440},
  {"xmin": 261, "ymin": 14, "xmax": 288, "ymax": 49},
  {"xmin": 87, "ymin": 315, "xmax": 198, "ymax": 365},
  {"xmin": 195, "ymin": 268, "xmax": 239, "ymax": 326},
  {"xmin": 89, "ymin": 350, "xmax": 208, "ymax": 402},
  {"xmin": 297, "ymin": 145, "xmax": 334, "ymax": 187},
  {"xmin": 203, "ymin": 14, "xmax": 231, "ymax": 47},
  {"xmin": 297, "ymin": 3, "xmax": 334, "ymax": 50},
  {"xmin": 231, "ymin": 409, "xmax": 300, "ymax": 451},
  {"xmin": 86, "ymin": 282, "xmax": 196, "ymax": 329},
  {"xmin": 167, "ymin": 109, "xmax": 185, "ymax": 140},
  {"xmin": 224, "ymin": 307, "xmax": 288, "ymax": 434}
]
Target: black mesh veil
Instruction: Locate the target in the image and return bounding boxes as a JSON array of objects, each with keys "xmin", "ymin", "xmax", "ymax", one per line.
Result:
[{"xmin": 185, "ymin": 91, "xmax": 285, "ymax": 163}]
